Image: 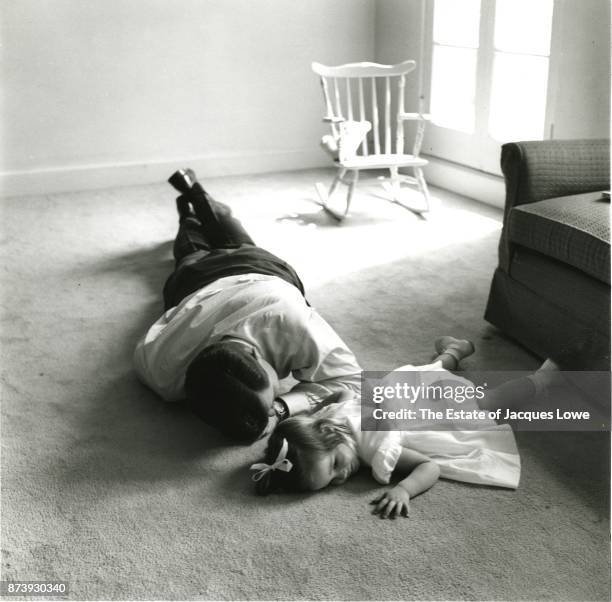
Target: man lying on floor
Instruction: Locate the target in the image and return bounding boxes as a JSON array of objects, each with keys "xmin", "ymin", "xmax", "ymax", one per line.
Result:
[{"xmin": 134, "ymin": 169, "xmax": 361, "ymax": 443}]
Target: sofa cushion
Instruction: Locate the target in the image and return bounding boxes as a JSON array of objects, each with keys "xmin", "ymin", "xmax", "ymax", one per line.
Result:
[{"xmin": 507, "ymin": 192, "xmax": 610, "ymax": 284}]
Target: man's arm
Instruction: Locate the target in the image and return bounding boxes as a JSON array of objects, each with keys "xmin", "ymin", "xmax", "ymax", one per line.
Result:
[
  {"xmin": 257, "ymin": 297, "xmax": 362, "ymax": 417},
  {"xmin": 278, "ymin": 373, "xmax": 361, "ymax": 416},
  {"xmin": 133, "ymin": 327, "xmax": 186, "ymax": 402},
  {"xmin": 277, "ymin": 308, "xmax": 362, "ymax": 416}
]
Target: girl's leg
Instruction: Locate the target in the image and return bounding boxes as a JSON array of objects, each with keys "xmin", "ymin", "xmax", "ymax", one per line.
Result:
[
  {"xmin": 479, "ymin": 377, "xmax": 538, "ymax": 411},
  {"xmin": 432, "ymin": 336, "xmax": 475, "ymax": 370},
  {"xmin": 478, "ymin": 358, "xmax": 561, "ymax": 410}
]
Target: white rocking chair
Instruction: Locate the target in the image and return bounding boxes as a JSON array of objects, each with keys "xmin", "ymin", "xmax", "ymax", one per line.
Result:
[{"xmin": 312, "ymin": 60, "xmax": 431, "ymax": 221}]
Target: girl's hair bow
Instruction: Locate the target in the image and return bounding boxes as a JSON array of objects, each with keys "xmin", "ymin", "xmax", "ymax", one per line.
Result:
[{"xmin": 250, "ymin": 438, "xmax": 293, "ymax": 482}]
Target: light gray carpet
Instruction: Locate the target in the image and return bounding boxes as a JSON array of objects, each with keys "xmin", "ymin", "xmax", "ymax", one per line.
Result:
[{"xmin": 1, "ymin": 169, "xmax": 609, "ymax": 600}]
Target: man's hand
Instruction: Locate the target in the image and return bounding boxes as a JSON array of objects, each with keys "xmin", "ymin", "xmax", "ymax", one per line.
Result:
[
  {"xmin": 260, "ymin": 413, "xmax": 279, "ymax": 439},
  {"xmin": 319, "ymin": 390, "xmax": 355, "ymax": 409},
  {"xmin": 370, "ymin": 485, "xmax": 411, "ymax": 519}
]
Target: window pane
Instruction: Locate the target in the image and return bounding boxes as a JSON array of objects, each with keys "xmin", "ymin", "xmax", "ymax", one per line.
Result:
[
  {"xmin": 434, "ymin": 0, "xmax": 481, "ymax": 48},
  {"xmin": 488, "ymin": 52, "xmax": 549, "ymax": 141},
  {"xmin": 494, "ymin": 0, "xmax": 553, "ymax": 56},
  {"xmin": 430, "ymin": 45, "xmax": 477, "ymax": 132}
]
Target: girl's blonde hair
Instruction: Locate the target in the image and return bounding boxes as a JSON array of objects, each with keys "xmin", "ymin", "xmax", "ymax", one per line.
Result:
[{"xmin": 254, "ymin": 414, "xmax": 356, "ymax": 495}]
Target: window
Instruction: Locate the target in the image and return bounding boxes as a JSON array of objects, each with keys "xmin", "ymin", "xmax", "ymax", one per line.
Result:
[
  {"xmin": 489, "ymin": 0, "xmax": 553, "ymax": 140},
  {"xmin": 426, "ymin": 0, "xmax": 556, "ymax": 174},
  {"xmin": 430, "ymin": 0, "xmax": 480, "ymax": 133}
]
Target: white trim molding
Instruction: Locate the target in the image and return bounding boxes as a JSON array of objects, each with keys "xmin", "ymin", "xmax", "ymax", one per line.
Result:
[
  {"xmin": 1, "ymin": 148, "xmax": 506, "ymax": 210},
  {"xmin": 420, "ymin": 154, "xmax": 505, "ymax": 209},
  {"xmin": 0, "ymin": 149, "xmax": 327, "ymax": 198}
]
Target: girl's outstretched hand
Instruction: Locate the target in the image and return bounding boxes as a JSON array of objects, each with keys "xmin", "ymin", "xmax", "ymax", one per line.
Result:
[{"xmin": 370, "ymin": 485, "xmax": 410, "ymax": 519}]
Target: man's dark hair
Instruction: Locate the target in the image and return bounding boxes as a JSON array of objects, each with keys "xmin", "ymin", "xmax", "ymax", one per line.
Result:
[{"xmin": 185, "ymin": 341, "xmax": 270, "ymax": 443}]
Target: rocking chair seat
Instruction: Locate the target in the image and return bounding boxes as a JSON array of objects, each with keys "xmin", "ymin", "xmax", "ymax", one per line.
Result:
[{"xmin": 338, "ymin": 153, "xmax": 429, "ymax": 170}]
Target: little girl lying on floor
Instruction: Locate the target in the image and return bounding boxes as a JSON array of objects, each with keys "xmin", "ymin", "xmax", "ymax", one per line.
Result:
[{"xmin": 250, "ymin": 336, "xmax": 553, "ymax": 518}]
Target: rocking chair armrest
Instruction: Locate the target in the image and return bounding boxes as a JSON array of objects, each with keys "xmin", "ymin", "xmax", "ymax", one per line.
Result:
[
  {"xmin": 399, "ymin": 112, "xmax": 431, "ymax": 121},
  {"xmin": 323, "ymin": 116, "xmax": 346, "ymax": 124}
]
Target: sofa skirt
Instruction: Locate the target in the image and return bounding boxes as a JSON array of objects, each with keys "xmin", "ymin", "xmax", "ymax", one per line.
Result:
[{"xmin": 484, "ymin": 267, "xmax": 610, "ymax": 371}]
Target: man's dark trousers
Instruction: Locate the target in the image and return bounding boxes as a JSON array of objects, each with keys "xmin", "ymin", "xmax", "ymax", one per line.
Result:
[{"xmin": 163, "ymin": 192, "xmax": 305, "ymax": 310}]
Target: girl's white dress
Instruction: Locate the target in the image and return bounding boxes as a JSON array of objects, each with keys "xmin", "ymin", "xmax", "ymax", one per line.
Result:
[{"xmin": 316, "ymin": 362, "xmax": 521, "ymax": 489}]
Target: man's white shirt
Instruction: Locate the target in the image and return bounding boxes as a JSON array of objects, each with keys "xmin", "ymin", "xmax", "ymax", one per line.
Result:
[{"xmin": 134, "ymin": 273, "xmax": 362, "ymax": 415}]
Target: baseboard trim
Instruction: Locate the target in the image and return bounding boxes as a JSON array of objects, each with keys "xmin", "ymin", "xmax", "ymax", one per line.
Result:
[
  {"xmin": 421, "ymin": 154, "xmax": 505, "ymax": 209},
  {"xmin": 2, "ymin": 149, "xmax": 506, "ymax": 205},
  {"xmin": 0, "ymin": 149, "xmax": 328, "ymax": 197}
]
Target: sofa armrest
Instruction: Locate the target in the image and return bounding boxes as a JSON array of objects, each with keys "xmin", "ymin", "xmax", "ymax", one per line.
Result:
[{"xmin": 501, "ymin": 139, "xmax": 610, "ymax": 210}]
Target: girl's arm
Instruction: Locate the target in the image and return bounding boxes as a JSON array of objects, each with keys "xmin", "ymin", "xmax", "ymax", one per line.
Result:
[{"xmin": 371, "ymin": 448, "xmax": 440, "ymax": 519}]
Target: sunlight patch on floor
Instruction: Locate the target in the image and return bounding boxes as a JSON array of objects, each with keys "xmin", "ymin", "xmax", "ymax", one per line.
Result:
[{"xmin": 236, "ymin": 185, "xmax": 503, "ymax": 287}]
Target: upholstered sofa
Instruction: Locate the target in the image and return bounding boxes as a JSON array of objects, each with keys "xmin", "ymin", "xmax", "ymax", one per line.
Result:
[{"xmin": 485, "ymin": 139, "xmax": 610, "ymax": 370}]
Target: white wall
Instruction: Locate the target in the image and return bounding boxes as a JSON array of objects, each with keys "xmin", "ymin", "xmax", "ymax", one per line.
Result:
[
  {"xmin": 550, "ymin": 0, "xmax": 611, "ymax": 139},
  {"xmin": 1, "ymin": 0, "xmax": 375, "ymax": 196},
  {"xmin": 3, "ymin": 0, "xmax": 608, "ymax": 199},
  {"xmin": 375, "ymin": 0, "xmax": 423, "ymax": 110}
]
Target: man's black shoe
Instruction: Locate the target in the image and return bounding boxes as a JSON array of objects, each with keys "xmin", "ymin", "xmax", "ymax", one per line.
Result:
[
  {"xmin": 168, "ymin": 168, "xmax": 219, "ymax": 228},
  {"xmin": 168, "ymin": 169, "xmax": 195, "ymax": 194},
  {"xmin": 184, "ymin": 168, "xmax": 198, "ymax": 186}
]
